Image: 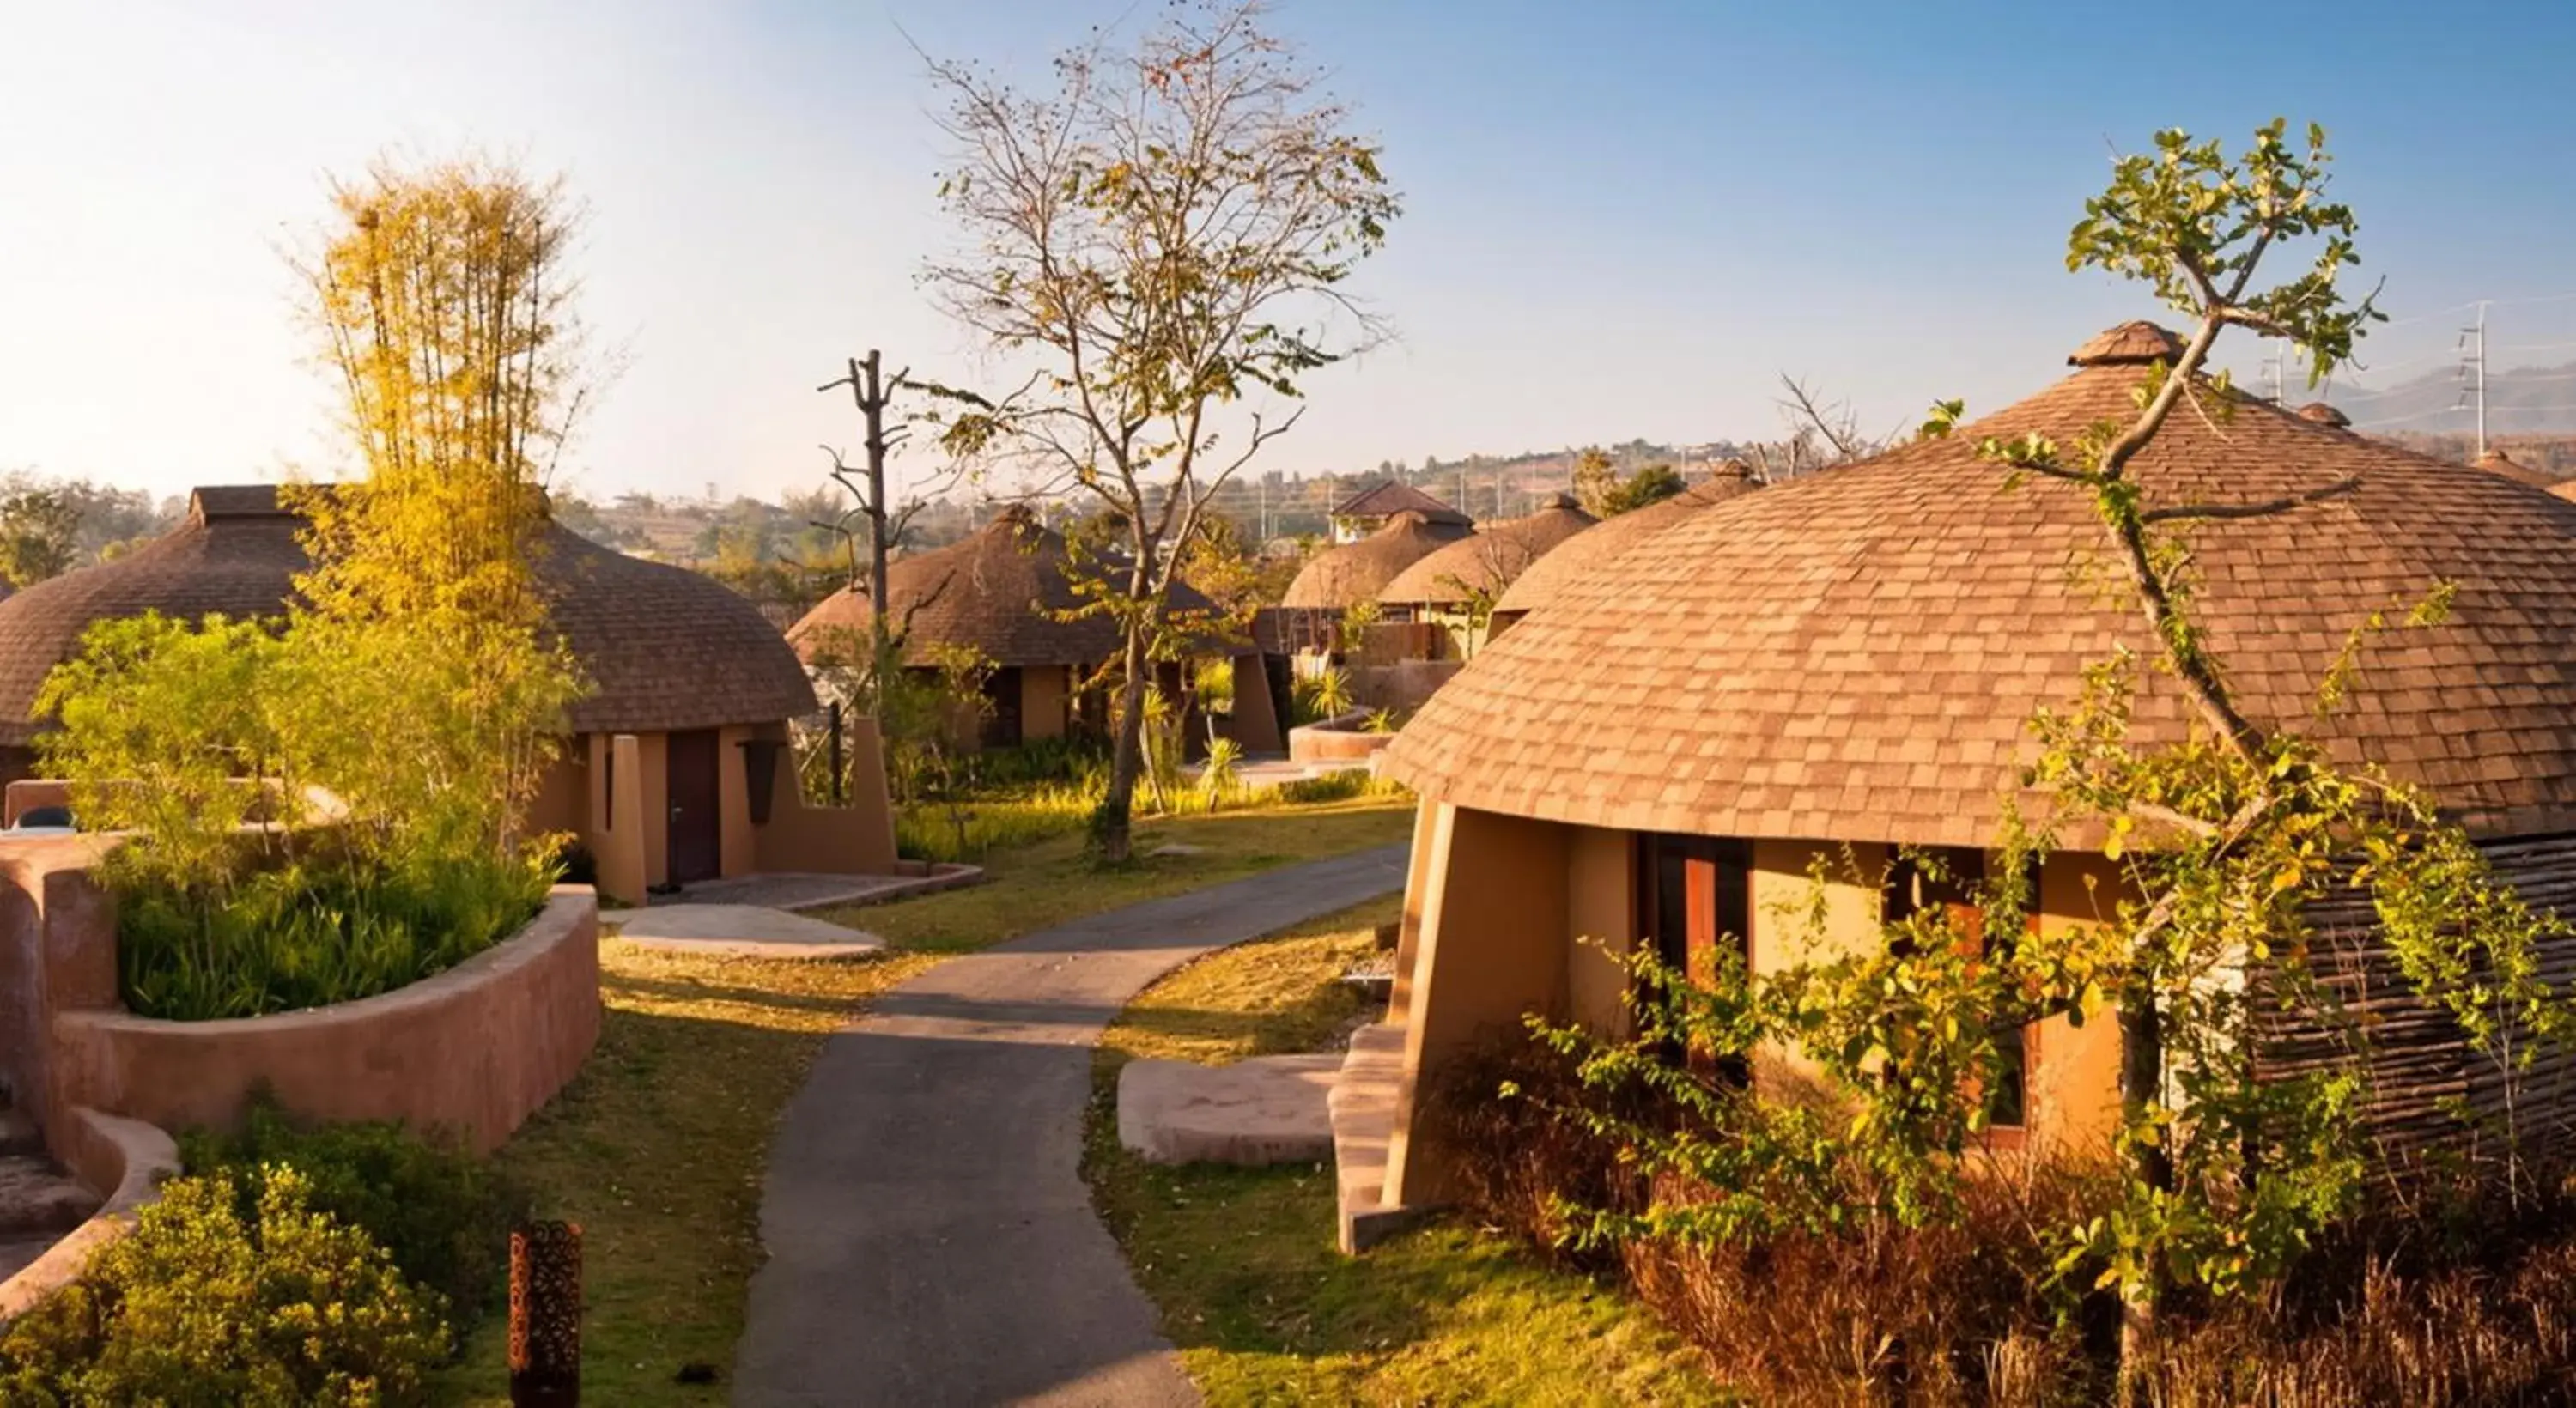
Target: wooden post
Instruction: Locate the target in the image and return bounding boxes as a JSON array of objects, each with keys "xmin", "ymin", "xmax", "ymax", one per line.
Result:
[
  {"xmin": 829, "ymin": 701, "xmax": 845, "ymax": 807},
  {"xmin": 509, "ymin": 1220, "xmax": 582, "ymax": 1407}
]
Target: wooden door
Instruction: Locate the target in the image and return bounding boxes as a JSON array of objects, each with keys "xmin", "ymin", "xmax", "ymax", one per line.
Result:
[
  {"xmin": 666, "ymin": 730, "xmax": 722, "ymax": 885},
  {"xmin": 1640, "ymin": 834, "xmax": 1751, "ymax": 1082}
]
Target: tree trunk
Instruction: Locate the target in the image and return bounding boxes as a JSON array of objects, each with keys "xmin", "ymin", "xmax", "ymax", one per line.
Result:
[
  {"xmin": 2117, "ymin": 990, "xmax": 2171, "ymax": 1398},
  {"xmin": 1099, "ymin": 624, "xmax": 1153, "ymax": 865}
]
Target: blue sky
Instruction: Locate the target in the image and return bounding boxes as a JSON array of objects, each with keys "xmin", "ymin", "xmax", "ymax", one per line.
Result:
[{"xmin": 3, "ymin": 0, "xmax": 2572, "ymax": 504}]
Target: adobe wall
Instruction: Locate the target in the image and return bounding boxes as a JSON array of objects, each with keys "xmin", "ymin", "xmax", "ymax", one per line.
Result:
[
  {"xmin": 48, "ymin": 889, "xmax": 601, "ymax": 1155},
  {"xmin": 750, "ymin": 716, "xmax": 899, "ymax": 876},
  {"xmin": 0, "ymin": 837, "xmax": 119, "ymax": 1142},
  {"xmin": 1384, "ymin": 803, "xmax": 1571, "ymax": 1205}
]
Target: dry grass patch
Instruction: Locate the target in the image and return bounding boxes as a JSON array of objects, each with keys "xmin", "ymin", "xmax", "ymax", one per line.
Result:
[{"xmin": 1086, "ymin": 897, "xmax": 1725, "ymax": 1406}]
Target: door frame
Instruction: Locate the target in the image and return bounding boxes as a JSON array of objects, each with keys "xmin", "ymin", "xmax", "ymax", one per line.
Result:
[{"xmin": 665, "ymin": 729, "xmax": 723, "ymax": 886}]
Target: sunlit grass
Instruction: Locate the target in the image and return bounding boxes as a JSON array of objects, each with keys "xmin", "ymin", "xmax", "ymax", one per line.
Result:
[
  {"xmin": 829, "ymin": 798, "xmax": 1414, "ymax": 955},
  {"xmin": 1086, "ymin": 899, "xmax": 1728, "ymax": 1406},
  {"xmin": 430, "ymin": 796, "xmax": 1413, "ymax": 1404}
]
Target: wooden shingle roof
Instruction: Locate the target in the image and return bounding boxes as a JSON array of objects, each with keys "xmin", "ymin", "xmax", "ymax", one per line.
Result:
[
  {"xmin": 0, "ymin": 485, "xmax": 817, "ymax": 746},
  {"xmin": 1386, "ymin": 327, "xmax": 2576, "ymax": 847},
  {"xmin": 1329, "ymin": 480, "xmax": 1471, "ymax": 526},
  {"xmin": 790, "ymin": 509, "xmax": 1218, "ymax": 667},
  {"xmin": 1279, "ymin": 510, "xmax": 1473, "ymax": 610},
  {"xmin": 1376, "ymin": 497, "xmax": 1597, "ymax": 607},
  {"xmin": 1492, "ymin": 468, "xmax": 1759, "ymax": 621}
]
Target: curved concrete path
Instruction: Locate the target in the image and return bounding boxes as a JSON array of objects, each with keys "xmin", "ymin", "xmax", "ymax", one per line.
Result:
[{"xmin": 734, "ymin": 844, "xmax": 1409, "ymax": 1407}]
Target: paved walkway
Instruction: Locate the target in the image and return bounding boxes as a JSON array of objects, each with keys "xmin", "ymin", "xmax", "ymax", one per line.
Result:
[
  {"xmin": 600, "ymin": 903, "xmax": 884, "ymax": 960},
  {"xmin": 732, "ymin": 844, "xmax": 1409, "ymax": 1408}
]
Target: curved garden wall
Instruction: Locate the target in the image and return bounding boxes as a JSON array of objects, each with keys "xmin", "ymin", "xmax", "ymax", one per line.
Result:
[
  {"xmin": 1288, "ymin": 711, "xmax": 1400, "ymax": 766},
  {"xmin": 49, "ymin": 889, "xmax": 600, "ymax": 1155}
]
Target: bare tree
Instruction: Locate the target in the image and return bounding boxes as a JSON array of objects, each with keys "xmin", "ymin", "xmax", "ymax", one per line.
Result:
[
  {"xmin": 1744, "ymin": 375, "xmax": 1894, "ymax": 484},
  {"xmin": 920, "ymin": 0, "xmax": 1400, "ymax": 860}
]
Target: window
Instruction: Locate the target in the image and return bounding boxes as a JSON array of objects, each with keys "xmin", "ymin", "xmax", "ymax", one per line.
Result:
[{"xmin": 1883, "ymin": 847, "xmax": 2037, "ymax": 1138}]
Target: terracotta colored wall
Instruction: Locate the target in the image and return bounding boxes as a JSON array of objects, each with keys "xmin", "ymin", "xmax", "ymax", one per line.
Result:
[
  {"xmin": 3, "ymin": 781, "xmax": 72, "ymax": 828},
  {"xmin": 0, "ymin": 837, "xmax": 118, "ymax": 1142},
  {"xmin": 1385, "ymin": 803, "xmax": 1571, "ymax": 1206},
  {"xmin": 2032, "ymin": 853, "xmax": 2129, "ymax": 1147},
  {"xmin": 639, "ymin": 732, "xmax": 671, "ymax": 889},
  {"xmin": 751, "ymin": 717, "xmax": 899, "ymax": 876},
  {"xmin": 50, "ymin": 890, "xmax": 601, "ymax": 1155},
  {"xmin": 584, "ymin": 733, "xmax": 650, "ymax": 907},
  {"xmin": 718, "ymin": 725, "xmax": 759, "ymax": 879},
  {"xmin": 526, "ymin": 750, "xmax": 588, "ymax": 840},
  {"xmin": 1287, "ymin": 720, "xmax": 1397, "ymax": 765},
  {"xmin": 1020, "ymin": 665, "xmax": 1069, "ymax": 743},
  {"xmin": 1225, "ymin": 654, "xmax": 1285, "ymax": 755},
  {"xmin": 1387, "ymin": 798, "xmax": 1439, "ymax": 1017},
  {"xmin": 1564, "ymin": 827, "xmax": 1637, "ymax": 1035}
]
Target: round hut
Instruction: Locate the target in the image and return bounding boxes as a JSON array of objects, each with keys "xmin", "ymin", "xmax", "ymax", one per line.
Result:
[
  {"xmin": 1355, "ymin": 323, "xmax": 2576, "ymax": 1213},
  {"xmin": 1377, "ymin": 494, "xmax": 1595, "ymax": 612},
  {"xmin": 0, "ymin": 485, "xmax": 877, "ymax": 899},
  {"xmin": 1487, "ymin": 464, "xmax": 1760, "ymax": 635},
  {"xmin": 1280, "ymin": 510, "xmax": 1471, "ymax": 614},
  {"xmin": 790, "ymin": 507, "xmax": 1227, "ymax": 750}
]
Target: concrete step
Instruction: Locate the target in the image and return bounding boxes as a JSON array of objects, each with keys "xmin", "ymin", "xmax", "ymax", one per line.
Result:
[
  {"xmin": 1329, "ymin": 1022, "xmax": 1433, "ymax": 1253},
  {"xmin": 0, "ymin": 1156, "xmax": 97, "ymax": 1237},
  {"xmin": 1117, "ymin": 1054, "xmax": 1340, "ymax": 1166}
]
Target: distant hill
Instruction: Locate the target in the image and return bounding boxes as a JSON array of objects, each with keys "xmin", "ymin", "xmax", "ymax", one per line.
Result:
[{"xmin": 2330, "ymin": 361, "xmax": 2576, "ymax": 436}]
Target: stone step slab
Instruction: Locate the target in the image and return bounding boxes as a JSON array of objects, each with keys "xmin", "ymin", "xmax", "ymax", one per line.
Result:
[{"xmin": 1116, "ymin": 1053, "xmax": 1342, "ymax": 1167}]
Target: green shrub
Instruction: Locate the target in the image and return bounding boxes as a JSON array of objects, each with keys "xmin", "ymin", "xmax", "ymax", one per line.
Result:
[
  {"xmin": 0, "ymin": 1168, "xmax": 449, "ymax": 1407},
  {"xmin": 1273, "ymin": 768, "xmax": 1410, "ymax": 806},
  {"xmin": 896, "ymin": 787, "xmax": 1097, "ymax": 864},
  {"xmin": 38, "ymin": 609, "xmax": 571, "ymax": 1023},
  {"xmin": 179, "ymin": 1100, "xmax": 525, "ymax": 1327},
  {"xmin": 112, "ymin": 843, "xmax": 556, "ymax": 1022}
]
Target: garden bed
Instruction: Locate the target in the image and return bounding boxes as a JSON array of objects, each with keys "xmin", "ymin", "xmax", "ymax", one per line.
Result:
[{"xmin": 50, "ymin": 888, "xmax": 601, "ymax": 1154}]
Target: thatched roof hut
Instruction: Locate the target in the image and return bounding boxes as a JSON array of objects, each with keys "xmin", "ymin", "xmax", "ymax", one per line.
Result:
[
  {"xmin": 788, "ymin": 507, "xmax": 1219, "ymax": 667},
  {"xmin": 0, "ymin": 485, "xmax": 816, "ymax": 750},
  {"xmin": 1376, "ymin": 495, "xmax": 1597, "ymax": 609},
  {"xmin": 1279, "ymin": 510, "xmax": 1472, "ymax": 610}
]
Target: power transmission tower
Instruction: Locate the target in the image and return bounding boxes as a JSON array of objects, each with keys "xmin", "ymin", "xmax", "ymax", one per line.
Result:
[{"xmin": 2456, "ymin": 301, "xmax": 2490, "ymax": 458}]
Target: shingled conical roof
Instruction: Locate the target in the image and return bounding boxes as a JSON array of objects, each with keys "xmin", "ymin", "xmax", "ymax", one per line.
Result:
[
  {"xmin": 0, "ymin": 486, "xmax": 817, "ymax": 747},
  {"xmin": 1377, "ymin": 496, "xmax": 1598, "ymax": 607},
  {"xmin": 1330, "ymin": 480, "xmax": 1471, "ymax": 527},
  {"xmin": 790, "ymin": 507, "xmax": 1218, "ymax": 667},
  {"xmin": 1279, "ymin": 510, "xmax": 1473, "ymax": 610},
  {"xmin": 1493, "ymin": 467, "xmax": 1759, "ymax": 621},
  {"xmin": 1385, "ymin": 325, "xmax": 2576, "ymax": 847}
]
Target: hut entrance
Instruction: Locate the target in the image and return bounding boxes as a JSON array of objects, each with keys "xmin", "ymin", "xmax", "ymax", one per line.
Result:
[
  {"xmin": 980, "ymin": 668, "xmax": 1024, "ymax": 750},
  {"xmin": 666, "ymin": 729, "xmax": 723, "ymax": 884},
  {"xmin": 1639, "ymin": 834, "xmax": 1750, "ymax": 1083}
]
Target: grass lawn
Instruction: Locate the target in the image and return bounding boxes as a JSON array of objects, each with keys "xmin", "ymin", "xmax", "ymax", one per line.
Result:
[
  {"xmin": 1086, "ymin": 897, "xmax": 1727, "ymax": 1406},
  {"xmin": 432, "ymin": 941, "xmax": 937, "ymax": 1405},
  {"xmin": 820, "ymin": 796, "xmax": 1415, "ymax": 954},
  {"xmin": 431, "ymin": 795, "xmax": 1412, "ymax": 1405}
]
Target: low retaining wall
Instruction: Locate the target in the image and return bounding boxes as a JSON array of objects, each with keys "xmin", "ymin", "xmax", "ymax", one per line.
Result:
[
  {"xmin": 1289, "ymin": 712, "xmax": 1400, "ymax": 766},
  {"xmin": 50, "ymin": 889, "xmax": 602, "ymax": 1155},
  {"xmin": 0, "ymin": 1107, "xmax": 179, "ymax": 1325}
]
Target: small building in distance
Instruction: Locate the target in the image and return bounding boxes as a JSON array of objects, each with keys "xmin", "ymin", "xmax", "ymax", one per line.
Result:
[
  {"xmin": 1326, "ymin": 480, "xmax": 1473, "ymax": 545},
  {"xmin": 0, "ymin": 485, "xmax": 895, "ymax": 903},
  {"xmin": 790, "ymin": 506, "xmax": 1272, "ymax": 753},
  {"xmin": 1374, "ymin": 495, "xmax": 1596, "ymax": 654}
]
